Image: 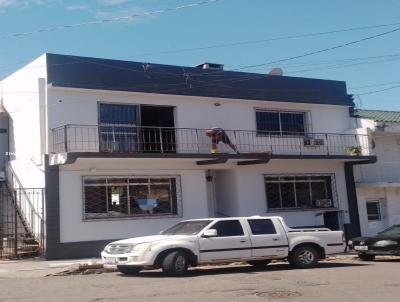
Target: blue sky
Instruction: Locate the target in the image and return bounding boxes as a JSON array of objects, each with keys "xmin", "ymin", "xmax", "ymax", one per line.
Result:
[{"xmin": 0, "ymin": 0, "xmax": 399, "ymax": 110}]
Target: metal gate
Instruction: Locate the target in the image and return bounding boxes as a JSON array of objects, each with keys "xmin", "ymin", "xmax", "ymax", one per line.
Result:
[{"xmin": 0, "ymin": 184, "xmax": 45, "ymax": 259}]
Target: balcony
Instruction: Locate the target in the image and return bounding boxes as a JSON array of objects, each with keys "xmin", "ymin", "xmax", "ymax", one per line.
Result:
[
  {"xmin": 355, "ymin": 162, "xmax": 400, "ymax": 186},
  {"xmin": 51, "ymin": 124, "xmax": 373, "ymax": 163}
]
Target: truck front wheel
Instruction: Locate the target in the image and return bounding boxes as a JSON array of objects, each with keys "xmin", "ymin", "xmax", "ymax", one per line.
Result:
[
  {"xmin": 289, "ymin": 246, "xmax": 319, "ymax": 269},
  {"xmin": 162, "ymin": 250, "xmax": 189, "ymax": 276}
]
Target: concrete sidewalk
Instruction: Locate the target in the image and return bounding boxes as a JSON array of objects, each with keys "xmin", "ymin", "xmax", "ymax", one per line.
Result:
[{"xmin": 0, "ymin": 258, "xmax": 102, "ymax": 279}]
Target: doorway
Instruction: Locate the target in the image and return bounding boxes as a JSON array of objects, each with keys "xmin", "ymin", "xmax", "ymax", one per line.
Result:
[{"xmin": 140, "ymin": 105, "xmax": 176, "ymax": 153}]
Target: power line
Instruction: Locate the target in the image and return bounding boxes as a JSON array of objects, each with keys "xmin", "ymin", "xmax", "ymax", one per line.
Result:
[
  {"xmin": 232, "ymin": 25, "xmax": 400, "ymax": 72},
  {"xmin": 0, "ymin": 0, "xmax": 223, "ymax": 39},
  {"xmin": 287, "ymin": 56, "xmax": 400, "ymax": 75},
  {"xmin": 350, "ymin": 80, "xmax": 400, "ymax": 90},
  {"xmin": 135, "ymin": 21, "xmax": 400, "ymax": 57},
  {"xmin": 154, "ymin": 26, "xmax": 400, "ymax": 93},
  {"xmin": 357, "ymin": 84, "xmax": 400, "ymax": 96}
]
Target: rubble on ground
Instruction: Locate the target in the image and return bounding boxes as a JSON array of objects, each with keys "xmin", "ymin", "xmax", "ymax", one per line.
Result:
[{"xmin": 46, "ymin": 262, "xmax": 116, "ymax": 276}]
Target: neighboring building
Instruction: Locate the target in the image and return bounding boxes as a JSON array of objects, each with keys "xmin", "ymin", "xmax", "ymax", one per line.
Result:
[
  {"xmin": 353, "ymin": 109, "xmax": 400, "ymax": 236},
  {"xmin": 0, "ymin": 54, "xmax": 375, "ymax": 259}
]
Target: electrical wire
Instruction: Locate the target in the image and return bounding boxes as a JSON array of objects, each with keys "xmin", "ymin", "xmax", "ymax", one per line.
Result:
[
  {"xmin": 0, "ymin": 0, "xmax": 223, "ymax": 39},
  {"xmin": 357, "ymin": 84, "xmax": 400, "ymax": 96},
  {"xmin": 136, "ymin": 21, "xmax": 400, "ymax": 57}
]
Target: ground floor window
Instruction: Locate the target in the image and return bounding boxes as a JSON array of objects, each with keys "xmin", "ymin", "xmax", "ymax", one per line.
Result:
[
  {"xmin": 264, "ymin": 174, "xmax": 336, "ymax": 210},
  {"xmin": 83, "ymin": 176, "xmax": 182, "ymax": 220},
  {"xmin": 366, "ymin": 200, "xmax": 382, "ymax": 221}
]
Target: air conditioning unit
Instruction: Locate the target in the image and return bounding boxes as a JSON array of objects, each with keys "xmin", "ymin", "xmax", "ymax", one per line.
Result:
[
  {"xmin": 315, "ymin": 199, "xmax": 332, "ymax": 208},
  {"xmin": 303, "ymin": 138, "xmax": 325, "ymax": 146}
]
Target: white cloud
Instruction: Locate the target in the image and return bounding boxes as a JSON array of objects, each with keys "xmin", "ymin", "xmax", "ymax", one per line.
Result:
[
  {"xmin": 0, "ymin": 0, "xmax": 51, "ymax": 8},
  {"xmin": 98, "ymin": 0, "xmax": 132, "ymax": 6},
  {"xmin": 95, "ymin": 5, "xmax": 149, "ymax": 22},
  {"xmin": 64, "ymin": 4, "xmax": 89, "ymax": 11}
]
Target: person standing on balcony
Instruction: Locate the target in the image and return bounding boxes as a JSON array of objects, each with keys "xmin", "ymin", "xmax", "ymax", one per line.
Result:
[{"xmin": 206, "ymin": 127, "xmax": 240, "ymax": 154}]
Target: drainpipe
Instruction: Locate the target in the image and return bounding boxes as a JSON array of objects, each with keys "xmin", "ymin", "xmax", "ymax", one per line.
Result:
[{"xmin": 344, "ymin": 156, "xmax": 377, "ymax": 239}]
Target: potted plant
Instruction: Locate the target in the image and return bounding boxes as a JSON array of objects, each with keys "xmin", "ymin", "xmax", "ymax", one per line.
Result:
[{"xmin": 346, "ymin": 145, "xmax": 361, "ymax": 156}]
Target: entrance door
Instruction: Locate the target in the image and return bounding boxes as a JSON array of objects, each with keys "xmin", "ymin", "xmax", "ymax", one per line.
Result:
[
  {"xmin": 140, "ymin": 106, "xmax": 175, "ymax": 153},
  {"xmin": 99, "ymin": 104, "xmax": 138, "ymax": 152}
]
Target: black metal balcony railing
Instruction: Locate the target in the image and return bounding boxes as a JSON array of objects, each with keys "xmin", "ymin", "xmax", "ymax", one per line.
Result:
[{"xmin": 51, "ymin": 124, "xmax": 371, "ymax": 157}]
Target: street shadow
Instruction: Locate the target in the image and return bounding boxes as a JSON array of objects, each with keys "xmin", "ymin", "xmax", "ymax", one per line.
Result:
[
  {"xmin": 118, "ymin": 261, "xmax": 370, "ymax": 279},
  {"xmin": 372, "ymin": 257, "xmax": 400, "ymax": 263}
]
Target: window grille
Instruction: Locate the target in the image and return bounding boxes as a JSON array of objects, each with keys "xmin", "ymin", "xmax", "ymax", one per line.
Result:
[
  {"xmin": 264, "ymin": 174, "xmax": 335, "ymax": 210},
  {"xmin": 366, "ymin": 201, "xmax": 382, "ymax": 221},
  {"xmin": 256, "ymin": 110, "xmax": 306, "ymax": 135},
  {"xmin": 83, "ymin": 176, "xmax": 182, "ymax": 220}
]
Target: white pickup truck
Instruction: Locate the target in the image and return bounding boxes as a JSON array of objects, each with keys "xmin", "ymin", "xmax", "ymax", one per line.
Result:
[{"xmin": 101, "ymin": 216, "xmax": 346, "ymax": 276}]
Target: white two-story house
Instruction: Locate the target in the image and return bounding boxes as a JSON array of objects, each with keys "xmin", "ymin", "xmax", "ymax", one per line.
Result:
[
  {"xmin": 353, "ymin": 109, "xmax": 400, "ymax": 236},
  {"xmin": 0, "ymin": 53, "xmax": 375, "ymax": 259}
]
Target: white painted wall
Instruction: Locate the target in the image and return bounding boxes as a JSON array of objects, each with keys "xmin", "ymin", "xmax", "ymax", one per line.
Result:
[
  {"xmin": 0, "ymin": 55, "xmax": 47, "ymax": 188},
  {"xmin": 353, "ymin": 117, "xmax": 400, "ymax": 235},
  {"xmin": 58, "ymin": 159, "xmax": 209, "ymax": 243},
  {"xmin": 47, "ymin": 87, "xmax": 354, "ymax": 155},
  {"xmin": 213, "ymin": 160, "xmax": 349, "ymax": 228},
  {"xmin": 356, "ymin": 186, "xmax": 400, "ymax": 236}
]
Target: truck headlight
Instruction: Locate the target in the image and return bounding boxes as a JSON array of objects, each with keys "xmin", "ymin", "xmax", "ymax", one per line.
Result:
[
  {"xmin": 348, "ymin": 240, "xmax": 353, "ymax": 246},
  {"xmin": 374, "ymin": 240, "xmax": 398, "ymax": 247},
  {"xmin": 131, "ymin": 242, "xmax": 152, "ymax": 252}
]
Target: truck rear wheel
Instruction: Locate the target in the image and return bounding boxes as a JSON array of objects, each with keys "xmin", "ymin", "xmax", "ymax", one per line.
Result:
[
  {"xmin": 247, "ymin": 260, "xmax": 271, "ymax": 269},
  {"xmin": 162, "ymin": 250, "xmax": 189, "ymax": 276},
  {"xmin": 289, "ymin": 246, "xmax": 319, "ymax": 269}
]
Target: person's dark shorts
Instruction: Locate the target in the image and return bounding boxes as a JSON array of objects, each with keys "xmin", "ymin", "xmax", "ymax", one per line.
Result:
[{"xmin": 212, "ymin": 130, "xmax": 232, "ymax": 144}]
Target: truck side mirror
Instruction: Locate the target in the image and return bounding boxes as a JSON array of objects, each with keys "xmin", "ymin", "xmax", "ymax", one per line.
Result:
[{"xmin": 203, "ymin": 229, "xmax": 218, "ymax": 238}]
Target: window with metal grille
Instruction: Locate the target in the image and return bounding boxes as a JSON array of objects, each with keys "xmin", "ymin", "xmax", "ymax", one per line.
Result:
[
  {"xmin": 264, "ymin": 174, "xmax": 335, "ymax": 210},
  {"xmin": 366, "ymin": 201, "xmax": 381, "ymax": 221},
  {"xmin": 83, "ymin": 176, "xmax": 181, "ymax": 220},
  {"xmin": 256, "ymin": 110, "xmax": 306, "ymax": 135}
]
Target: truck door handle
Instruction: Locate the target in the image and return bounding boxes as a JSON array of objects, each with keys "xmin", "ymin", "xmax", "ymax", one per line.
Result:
[
  {"xmin": 240, "ymin": 240, "xmax": 247, "ymax": 243},
  {"xmin": 272, "ymin": 238, "xmax": 280, "ymax": 241}
]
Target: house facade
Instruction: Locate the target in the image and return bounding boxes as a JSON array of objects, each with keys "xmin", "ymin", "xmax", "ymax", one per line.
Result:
[
  {"xmin": 0, "ymin": 54, "xmax": 375, "ymax": 259},
  {"xmin": 353, "ymin": 110, "xmax": 400, "ymax": 236}
]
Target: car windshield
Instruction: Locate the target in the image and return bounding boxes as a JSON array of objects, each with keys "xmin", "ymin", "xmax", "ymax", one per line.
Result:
[
  {"xmin": 378, "ymin": 225, "xmax": 400, "ymax": 237},
  {"xmin": 161, "ymin": 220, "xmax": 213, "ymax": 235}
]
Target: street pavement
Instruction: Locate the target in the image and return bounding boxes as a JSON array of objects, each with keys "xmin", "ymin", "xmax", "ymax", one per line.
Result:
[{"xmin": 0, "ymin": 256, "xmax": 399, "ymax": 302}]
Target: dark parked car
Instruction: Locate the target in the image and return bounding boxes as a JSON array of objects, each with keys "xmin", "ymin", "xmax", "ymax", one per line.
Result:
[{"xmin": 349, "ymin": 225, "xmax": 400, "ymax": 261}]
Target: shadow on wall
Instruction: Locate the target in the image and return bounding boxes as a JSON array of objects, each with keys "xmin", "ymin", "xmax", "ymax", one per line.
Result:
[{"xmin": 0, "ymin": 114, "xmax": 12, "ymax": 170}]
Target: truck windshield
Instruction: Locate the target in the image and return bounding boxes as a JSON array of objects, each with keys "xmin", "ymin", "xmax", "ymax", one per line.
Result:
[{"xmin": 161, "ymin": 220, "xmax": 213, "ymax": 235}]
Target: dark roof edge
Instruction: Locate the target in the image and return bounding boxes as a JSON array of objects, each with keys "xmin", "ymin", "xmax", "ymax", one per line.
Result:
[
  {"xmin": 44, "ymin": 52, "xmax": 349, "ymax": 85},
  {"xmin": 49, "ymin": 82, "xmax": 354, "ymax": 107}
]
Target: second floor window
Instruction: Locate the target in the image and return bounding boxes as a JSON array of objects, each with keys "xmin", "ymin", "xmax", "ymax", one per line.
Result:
[{"xmin": 256, "ymin": 110, "xmax": 306, "ymax": 135}]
